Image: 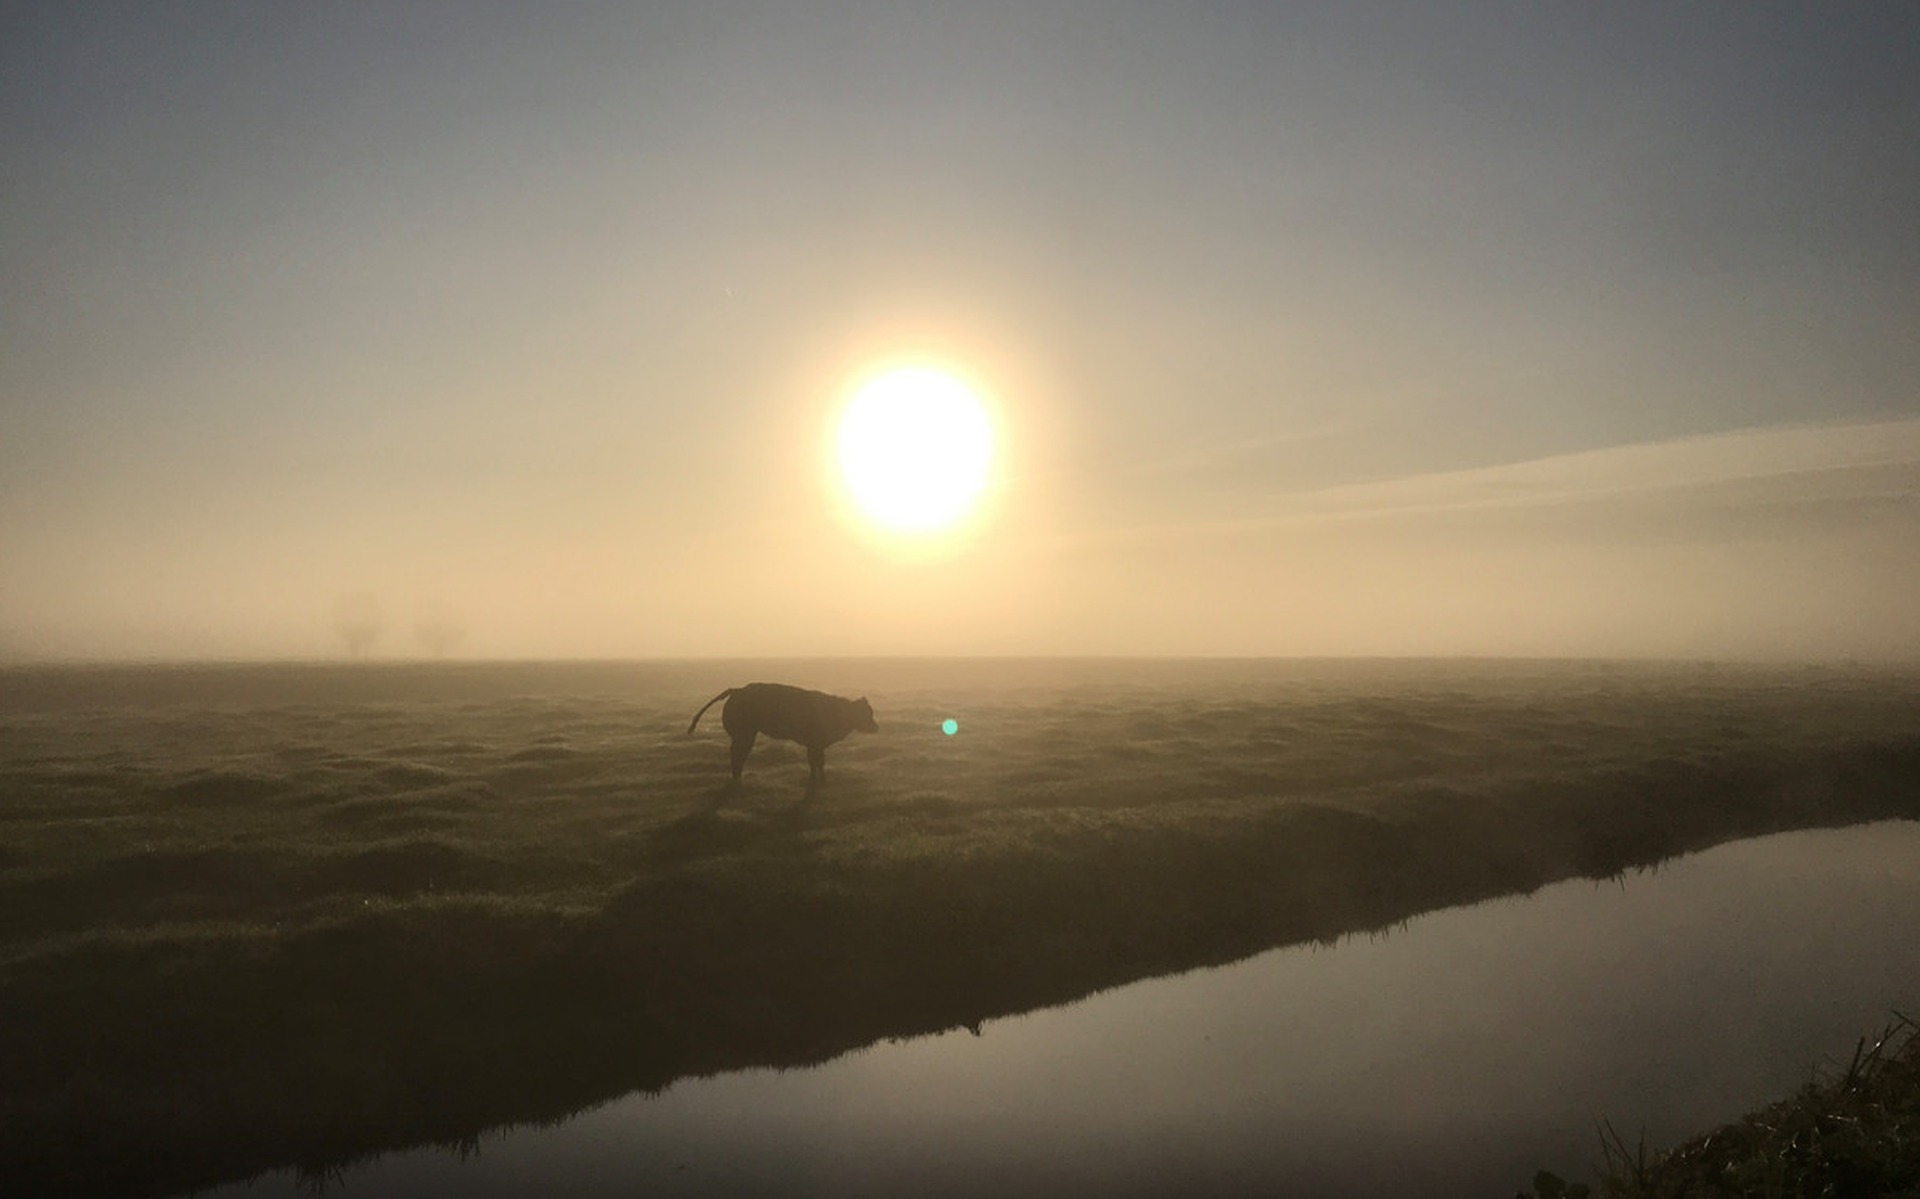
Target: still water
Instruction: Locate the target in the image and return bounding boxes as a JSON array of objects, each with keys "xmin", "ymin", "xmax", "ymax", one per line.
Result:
[{"xmin": 210, "ymin": 821, "xmax": 1920, "ymax": 1199}]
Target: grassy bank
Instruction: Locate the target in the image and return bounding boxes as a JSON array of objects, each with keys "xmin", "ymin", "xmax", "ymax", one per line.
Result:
[
  {"xmin": 2, "ymin": 662, "xmax": 1917, "ymax": 1197},
  {"xmin": 1525, "ymin": 1014, "xmax": 1920, "ymax": 1198}
]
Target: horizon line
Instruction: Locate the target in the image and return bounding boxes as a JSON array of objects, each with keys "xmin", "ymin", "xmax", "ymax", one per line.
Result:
[{"xmin": 1, "ymin": 652, "xmax": 1913, "ymax": 669}]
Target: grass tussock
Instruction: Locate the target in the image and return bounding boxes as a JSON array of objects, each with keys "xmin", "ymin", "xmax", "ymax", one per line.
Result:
[{"xmin": 1525, "ymin": 1014, "xmax": 1920, "ymax": 1199}]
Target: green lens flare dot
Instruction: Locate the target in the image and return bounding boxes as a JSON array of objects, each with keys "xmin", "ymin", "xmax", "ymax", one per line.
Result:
[{"xmin": 941, "ymin": 718, "xmax": 959, "ymax": 736}]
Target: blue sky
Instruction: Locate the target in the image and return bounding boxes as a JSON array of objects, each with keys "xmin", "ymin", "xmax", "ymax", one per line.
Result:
[{"xmin": 3, "ymin": 2, "xmax": 1917, "ymax": 659}]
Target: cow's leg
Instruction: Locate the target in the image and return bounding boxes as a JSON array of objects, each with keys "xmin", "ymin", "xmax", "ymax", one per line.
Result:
[
  {"xmin": 807, "ymin": 744, "xmax": 826, "ymax": 782},
  {"xmin": 730, "ymin": 731, "xmax": 756, "ymax": 780}
]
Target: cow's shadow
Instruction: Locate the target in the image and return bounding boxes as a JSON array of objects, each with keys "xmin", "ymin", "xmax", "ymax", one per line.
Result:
[{"xmin": 649, "ymin": 780, "xmax": 820, "ymax": 864}]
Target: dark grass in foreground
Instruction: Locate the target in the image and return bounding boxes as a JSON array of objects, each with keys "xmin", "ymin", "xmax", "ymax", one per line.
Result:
[
  {"xmin": 1, "ymin": 661, "xmax": 1918, "ymax": 1198},
  {"xmin": 1524, "ymin": 1014, "xmax": 1920, "ymax": 1199}
]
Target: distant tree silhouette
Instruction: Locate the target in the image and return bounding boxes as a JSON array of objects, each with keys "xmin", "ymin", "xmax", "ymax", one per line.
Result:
[
  {"xmin": 333, "ymin": 593, "xmax": 383, "ymax": 658},
  {"xmin": 414, "ymin": 608, "xmax": 465, "ymax": 658}
]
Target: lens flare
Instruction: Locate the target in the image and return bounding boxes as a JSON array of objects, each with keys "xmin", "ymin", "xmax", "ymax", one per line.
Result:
[{"xmin": 941, "ymin": 718, "xmax": 959, "ymax": 736}]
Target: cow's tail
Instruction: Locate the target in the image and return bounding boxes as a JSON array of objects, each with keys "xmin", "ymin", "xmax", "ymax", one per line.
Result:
[{"xmin": 686, "ymin": 688, "xmax": 734, "ymax": 735}]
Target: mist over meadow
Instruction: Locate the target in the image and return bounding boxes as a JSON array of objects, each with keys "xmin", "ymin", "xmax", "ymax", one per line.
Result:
[{"xmin": 7, "ymin": 4, "xmax": 1920, "ymax": 1196}]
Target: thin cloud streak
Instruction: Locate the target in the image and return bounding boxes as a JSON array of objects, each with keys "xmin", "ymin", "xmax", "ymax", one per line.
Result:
[
  {"xmin": 1288, "ymin": 418, "xmax": 1920, "ymax": 519},
  {"xmin": 1092, "ymin": 418, "xmax": 1920, "ymax": 545}
]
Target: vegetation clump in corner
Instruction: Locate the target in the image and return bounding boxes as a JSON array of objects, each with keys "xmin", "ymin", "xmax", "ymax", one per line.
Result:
[{"xmin": 1522, "ymin": 1013, "xmax": 1920, "ymax": 1199}]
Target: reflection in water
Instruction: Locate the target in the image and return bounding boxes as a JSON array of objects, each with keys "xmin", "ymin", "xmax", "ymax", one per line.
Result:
[{"xmin": 205, "ymin": 822, "xmax": 1920, "ymax": 1198}]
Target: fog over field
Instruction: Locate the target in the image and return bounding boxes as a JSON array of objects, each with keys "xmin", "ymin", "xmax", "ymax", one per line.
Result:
[{"xmin": 6, "ymin": 5, "xmax": 1920, "ymax": 1197}]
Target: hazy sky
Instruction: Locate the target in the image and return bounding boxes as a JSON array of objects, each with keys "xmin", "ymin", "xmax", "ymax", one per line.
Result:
[{"xmin": 5, "ymin": 2, "xmax": 1918, "ymax": 660}]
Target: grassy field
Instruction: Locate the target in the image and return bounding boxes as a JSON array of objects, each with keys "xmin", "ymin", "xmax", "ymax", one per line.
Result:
[{"xmin": 2, "ymin": 659, "xmax": 1917, "ymax": 1197}]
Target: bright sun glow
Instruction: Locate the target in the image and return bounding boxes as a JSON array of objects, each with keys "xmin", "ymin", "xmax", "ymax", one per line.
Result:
[{"xmin": 837, "ymin": 367, "xmax": 993, "ymax": 533}]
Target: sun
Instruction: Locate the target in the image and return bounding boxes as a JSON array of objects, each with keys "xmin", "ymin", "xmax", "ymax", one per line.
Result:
[{"xmin": 836, "ymin": 366, "xmax": 993, "ymax": 533}]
